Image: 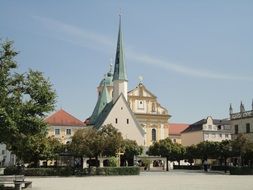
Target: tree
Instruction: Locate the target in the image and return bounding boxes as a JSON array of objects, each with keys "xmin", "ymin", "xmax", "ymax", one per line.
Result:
[
  {"xmin": 71, "ymin": 127, "xmax": 103, "ymax": 167},
  {"xmin": 185, "ymin": 145, "xmax": 198, "ymax": 165},
  {"xmin": 170, "ymin": 143, "xmax": 186, "ymax": 166},
  {"xmin": 0, "ymin": 40, "xmax": 56, "ymax": 165},
  {"xmin": 217, "ymin": 140, "xmax": 232, "ymax": 166},
  {"xmin": 121, "ymin": 139, "xmax": 142, "ymax": 166},
  {"xmin": 70, "ymin": 125, "xmax": 124, "ymax": 167},
  {"xmin": 232, "ymin": 134, "xmax": 253, "ymax": 166},
  {"xmin": 147, "ymin": 138, "xmax": 174, "ymax": 171},
  {"xmin": 99, "ymin": 124, "xmax": 124, "ymax": 157}
]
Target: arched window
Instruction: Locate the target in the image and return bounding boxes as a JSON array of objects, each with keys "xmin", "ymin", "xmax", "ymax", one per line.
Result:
[{"xmin": 152, "ymin": 128, "xmax": 156, "ymax": 142}]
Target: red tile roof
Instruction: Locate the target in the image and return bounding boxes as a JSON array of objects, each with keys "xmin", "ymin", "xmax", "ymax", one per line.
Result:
[
  {"xmin": 169, "ymin": 123, "xmax": 189, "ymax": 135},
  {"xmin": 45, "ymin": 109, "xmax": 85, "ymax": 127}
]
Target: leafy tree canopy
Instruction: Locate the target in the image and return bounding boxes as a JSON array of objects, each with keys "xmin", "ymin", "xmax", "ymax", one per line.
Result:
[{"xmin": 0, "ymin": 40, "xmax": 56, "ymax": 164}]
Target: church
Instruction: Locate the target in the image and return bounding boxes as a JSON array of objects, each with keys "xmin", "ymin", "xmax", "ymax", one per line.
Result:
[{"xmin": 87, "ymin": 16, "xmax": 170, "ymax": 147}]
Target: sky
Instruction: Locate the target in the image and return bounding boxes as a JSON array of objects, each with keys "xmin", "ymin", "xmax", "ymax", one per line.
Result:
[{"xmin": 1, "ymin": 0, "xmax": 253, "ymax": 124}]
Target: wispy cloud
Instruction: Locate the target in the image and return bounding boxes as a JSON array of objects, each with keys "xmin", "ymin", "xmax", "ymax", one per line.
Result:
[{"xmin": 32, "ymin": 16, "xmax": 253, "ymax": 81}]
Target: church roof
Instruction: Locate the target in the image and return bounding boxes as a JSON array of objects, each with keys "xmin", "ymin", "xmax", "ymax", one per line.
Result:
[
  {"xmin": 45, "ymin": 109, "xmax": 85, "ymax": 127},
  {"xmin": 113, "ymin": 15, "xmax": 127, "ymax": 81},
  {"xmin": 90, "ymin": 83, "xmax": 112, "ymax": 124},
  {"xmin": 92, "ymin": 94, "xmax": 145, "ymax": 136}
]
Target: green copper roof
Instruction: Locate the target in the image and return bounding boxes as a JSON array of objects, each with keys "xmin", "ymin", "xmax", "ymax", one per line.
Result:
[
  {"xmin": 113, "ymin": 15, "xmax": 128, "ymax": 81},
  {"xmin": 99, "ymin": 65, "xmax": 113, "ymax": 87},
  {"xmin": 90, "ymin": 83, "xmax": 111, "ymax": 124}
]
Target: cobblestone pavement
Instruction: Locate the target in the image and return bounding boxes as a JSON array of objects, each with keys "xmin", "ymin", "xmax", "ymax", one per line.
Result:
[{"xmin": 28, "ymin": 170, "xmax": 253, "ymax": 190}]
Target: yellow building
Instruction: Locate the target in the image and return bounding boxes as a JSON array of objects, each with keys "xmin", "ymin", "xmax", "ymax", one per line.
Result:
[
  {"xmin": 128, "ymin": 82, "xmax": 171, "ymax": 147},
  {"xmin": 45, "ymin": 109, "xmax": 86, "ymax": 144}
]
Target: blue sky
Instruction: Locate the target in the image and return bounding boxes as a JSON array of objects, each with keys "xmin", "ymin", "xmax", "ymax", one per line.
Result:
[{"xmin": 1, "ymin": 0, "xmax": 253, "ymax": 123}]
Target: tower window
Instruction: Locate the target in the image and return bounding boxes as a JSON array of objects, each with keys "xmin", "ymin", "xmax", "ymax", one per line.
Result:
[
  {"xmin": 115, "ymin": 118, "xmax": 118, "ymax": 124},
  {"xmin": 246, "ymin": 123, "xmax": 250, "ymax": 133},
  {"xmin": 152, "ymin": 128, "xmax": 156, "ymax": 142},
  {"xmin": 127, "ymin": 119, "xmax": 129, "ymax": 124}
]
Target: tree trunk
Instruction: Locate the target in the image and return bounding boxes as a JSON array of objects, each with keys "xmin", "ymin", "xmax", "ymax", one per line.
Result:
[{"xmin": 166, "ymin": 157, "xmax": 169, "ymax": 171}]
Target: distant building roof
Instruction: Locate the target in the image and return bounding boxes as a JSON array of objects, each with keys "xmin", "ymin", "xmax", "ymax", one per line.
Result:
[
  {"xmin": 181, "ymin": 117, "xmax": 230, "ymax": 134},
  {"xmin": 45, "ymin": 109, "xmax": 85, "ymax": 127},
  {"xmin": 169, "ymin": 123, "xmax": 189, "ymax": 135}
]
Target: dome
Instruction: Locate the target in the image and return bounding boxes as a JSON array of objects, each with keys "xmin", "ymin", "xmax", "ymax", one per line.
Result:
[{"xmin": 99, "ymin": 72, "xmax": 113, "ymax": 87}]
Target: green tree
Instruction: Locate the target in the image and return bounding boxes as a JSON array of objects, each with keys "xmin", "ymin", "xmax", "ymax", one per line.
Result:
[
  {"xmin": 170, "ymin": 143, "xmax": 186, "ymax": 166},
  {"xmin": 185, "ymin": 145, "xmax": 199, "ymax": 165},
  {"xmin": 71, "ymin": 127, "xmax": 103, "ymax": 167},
  {"xmin": 121, "ymin": 139, "xmax": 142, "ymax": 166},
  {"xmin": 0, "ymin": 40, "xmax": 56, "ymax": 165},
  {"xmin": 99, "ymin": 124, "xmax": 124, "ymax": 157},
  {"xmin": 147, "ymin": 138, "xmax": 174, "ymax": 171},
  {"xmin": 232, "ymin": 134, "xmax": 253, "ymax": 166}
]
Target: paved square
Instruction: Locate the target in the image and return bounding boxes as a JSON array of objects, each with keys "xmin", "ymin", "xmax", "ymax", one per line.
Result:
[{"xmin": 28, "ymin": 170, "xmax": 253, "ymax": 190}]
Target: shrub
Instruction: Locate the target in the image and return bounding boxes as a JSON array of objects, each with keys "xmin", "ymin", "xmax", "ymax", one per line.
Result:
[
  {"xmin": 230, "ymin": 167, "xmax": 253, "ymax": 175},
  {"xmin": 173, "ymin": 165, "xmax": 202, "ymax": 170},
  {"xmin": 211, "ymin": 165, "xmax": 230, "ymax": 171},
  {"xmin": 76, "ymin": 166, "xmax": 140, "ymax": 176},
  {"xmin": 4, "ymin": 167, "xmax": 74, "ymax": 176},
  {"xmin": 108, "ymin": 157, "xmax": 118, "ymax": 167},
  {"xmin": 4, "ymin": 166, "xmax": 139, "ymax": 176}
]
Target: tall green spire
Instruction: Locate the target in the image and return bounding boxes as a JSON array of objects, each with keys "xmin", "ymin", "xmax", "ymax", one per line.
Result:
[
  {"xmin": 90, "ymin": 82, "xmax": 111, "ymax": 124},
  {"xmin": 113, "ymin": 15, "xmax": 128, "ymax": 81}
]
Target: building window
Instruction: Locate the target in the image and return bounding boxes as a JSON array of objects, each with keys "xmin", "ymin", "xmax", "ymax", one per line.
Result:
[
  {"xmin": 55, "ymin": 129, "xmax": 60, "ymax": 135},
  {"xmin": 208, "ymin": 125, "xmax": 212, "ymax": 130},
  {"xmin": 246, "ymin": 123, "xmax": 250, "ymax": 133},
  {"xmin": 217, "ymin": 125, "xmax": 221, "ymax": 130},
  {"xmin": 235, "ymin": 125, "xmax": 238, "ymax": 134},
  {"xmin": 219, "ymin": 134, "xmax": 222, "ymax": 138},
  {"xmin": 2, "ymin": 150, "xmax": 5, "ymax": 155},
  {"xmin": 127, "ymin": 119, "xmax": 129, "ymax": 124},
  {"xmin": 66, "ymin": 129, "xmax": 71, "ymax": 135},
  {"xmin": 152, "ymin": 128, "xmax": 156, "ymax": 142},
  {"xmin": 225, "ymin": 134, "xmax": 229, "ymax": 138},
  {"xmin": 173, "ymin": 139, "xmax": 176, "ymax": 143},
  {"xmin": 137, "ymin": 100, "xmax": 144, "ymax": 110},
  {"xmin": 115, "ymin": 118, "xmax": 118, "ymax": 124}
]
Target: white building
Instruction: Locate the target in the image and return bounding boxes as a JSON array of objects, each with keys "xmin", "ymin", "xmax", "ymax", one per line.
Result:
[{"xmin": 181, "ymin": 116, "xmax": 232, "ymax": 146}]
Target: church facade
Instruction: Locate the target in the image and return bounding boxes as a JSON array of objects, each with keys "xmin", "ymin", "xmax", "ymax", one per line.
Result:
[{"xmin": 88, "ymin": 17, "xmax": 170, "ymax": 147}]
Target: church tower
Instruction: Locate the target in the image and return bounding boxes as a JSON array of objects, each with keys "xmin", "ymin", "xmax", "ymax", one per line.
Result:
[{"xmin": 113, "ymin": 15, "xmax": 128, "ymax": 103}]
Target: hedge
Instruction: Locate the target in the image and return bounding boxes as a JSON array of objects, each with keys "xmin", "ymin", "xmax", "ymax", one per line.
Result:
[
  {"xmin": 4, "ymin": 166, "xmax": 74, "ymax": 176},
  {"xmin": 4, "ymin": 166, "xmax": 140, "ymax": 176},
  {"xmin": 211, "ymin": 165, "xmax": 231, "ymax": 171},
  {"xmin": 230, "ymin": 167, "xmax": 253, "ymax": 175},
  {"xmin": 173, "ymin": 165, "xmax": 202, "ymax": 170}
]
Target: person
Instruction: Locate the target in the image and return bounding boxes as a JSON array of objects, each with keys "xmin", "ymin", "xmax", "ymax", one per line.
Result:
[{"xmin": 203, "ymin": 160, "xmax": 208, "ymax": 172}]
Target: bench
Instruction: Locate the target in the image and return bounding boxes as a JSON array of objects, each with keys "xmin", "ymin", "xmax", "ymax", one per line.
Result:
[{"xmin": 0, "ymin": 175, "xmax": 32, "ymax": 190}]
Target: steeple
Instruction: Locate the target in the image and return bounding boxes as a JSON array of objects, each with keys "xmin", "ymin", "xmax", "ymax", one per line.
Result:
[
  {"xmin": 112, "ymin": 15, "xmax": 128, "ymax": 103},
  {"xmin": 113, "ymin": 15, "xmax": 127, "ymax": 82},
  {"xmin": 229, "ymin": 104, "xmax": 233, "ymax": 115},
  {"xmin": 90, "ymin": 82, "xmax": 111, "ymax": 124},
  {"xmin": 240, "ymin": 101, "xmax": 245, "ymax": 113}
]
